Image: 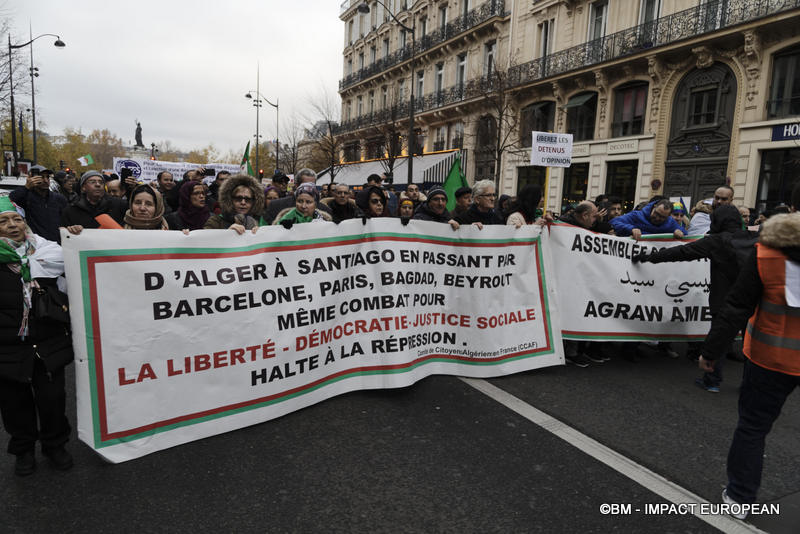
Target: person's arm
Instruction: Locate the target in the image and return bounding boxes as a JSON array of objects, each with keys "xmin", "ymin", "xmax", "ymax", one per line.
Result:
[
  {"xmin": 610, "ymin": 213, "xmax": 635, "ymax": 236},
  {"xmin": 637, "ymin": 235, "xmax": 714, "ymax": 263},
  {"xmin": 9, "ymin": 185, "xmax": 29, "ymax": 207},
  {"xmin": 700, "ymin": 250, "xmax": 762, "ymax": 364}
]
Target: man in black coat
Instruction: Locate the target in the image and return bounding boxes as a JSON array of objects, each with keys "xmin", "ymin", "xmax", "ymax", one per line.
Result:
[
  {"xmin": 60, "ymin": 171, "xmax": 127, "ymax": 232},
  {"xmin": 9, "ymin": 166, "xmax": 67, "ymax": 242},
  {"xmin": 454, "ymin": 179, "xmax": 504, "ymax": 226},
  {"xmin": 412, "ymin": 187, "xmax": 459, "ymax": 230},
  {"xmin": 633, "ymin": 204, "xmax": 755, "ymax": 391}
]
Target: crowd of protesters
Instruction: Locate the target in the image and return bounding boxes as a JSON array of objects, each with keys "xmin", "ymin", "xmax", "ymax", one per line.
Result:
[{"xmin": 1, "ymin": 161, "xmax": 797, "ymax": 495}]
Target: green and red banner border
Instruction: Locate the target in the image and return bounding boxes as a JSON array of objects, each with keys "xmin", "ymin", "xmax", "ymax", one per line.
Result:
[{"xmin": 79, "ymin": 231, "xmax": 555, "ymax": 448}]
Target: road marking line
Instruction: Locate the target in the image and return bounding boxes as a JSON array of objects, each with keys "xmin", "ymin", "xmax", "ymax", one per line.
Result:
[{"xmin": 460, "ymin": 377, "xmax": 765, "ymax": 534}]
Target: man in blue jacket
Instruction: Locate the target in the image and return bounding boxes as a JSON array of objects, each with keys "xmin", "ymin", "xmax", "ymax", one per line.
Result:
[{"xmin": 611, "ymin": 198, "xmax": 685, "ymax": 240}]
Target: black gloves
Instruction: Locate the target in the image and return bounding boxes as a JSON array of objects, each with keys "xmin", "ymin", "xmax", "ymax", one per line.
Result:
[
  {"xmin": 631, "ymin": 251, "xmax": 651, "ymax": 264},
  {"xmin": 280, "ymin": 219, "xmax": 294, "ymax": 230}
]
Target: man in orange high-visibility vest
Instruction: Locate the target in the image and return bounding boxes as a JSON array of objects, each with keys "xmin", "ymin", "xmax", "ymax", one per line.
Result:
[{"xmin": 700, "ymin": 183, "xmax": 800, "ymax": 519}]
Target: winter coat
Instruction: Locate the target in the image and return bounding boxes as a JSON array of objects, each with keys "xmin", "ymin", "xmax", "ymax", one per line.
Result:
[
  {"xmin": 0, "ymin": 266, "xmax": 73, "ymax": 383},
  {"xmin": 413, "ymin": 202, "xmax": 452, "ymax": 223},
  {"xmin": 320, "ymin": 197, "xmax": 361, "ymax": 223},
  {"xmin": 642, "ymin": 205, "xmax": 756, "ymax": 314},
  {"xmin": 611, "ymin": 201, "xmax": 682, "ymax": 236},
  {"xmin": 9, "ymin": 188, "xmax": 68, "ymax": 243},
  {"xmin": 60, "ymin": 194, "xmax": 127, "ymax": 229},
  {"xmin": 454, "ymin": 203, "xmax": 505, "ymax": 225},
  {"xmin": 701, "ymin": 213, "xmax": 800, "ymax": 360},
  {"xmin": 203, "ymin": 174, "xmax": 264, "ymax": 230}
]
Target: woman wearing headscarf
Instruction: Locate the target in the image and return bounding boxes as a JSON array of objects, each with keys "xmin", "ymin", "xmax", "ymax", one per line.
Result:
[
  {"xmin": 204, "ymin": 174, "xmax": 264, "ymax": 234},
  {"xmin": 166, "ymin": 180, "xmax": 211, "ymax": 231},
  {"xmin": 273, "ymin": 183, "xmax": 332, "ymax": 226},
  {"xmin": 123, "ymin": 184, "xmax": 169, "ymax": 230},
  {"xmin": 0, "ymin": 196, "xmax": 74, "ymax": 476}
]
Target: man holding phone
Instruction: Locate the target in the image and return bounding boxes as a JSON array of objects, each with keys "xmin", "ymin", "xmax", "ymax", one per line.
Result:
[{"xmin": 9, "ymin": 166, "xmax": 68, "ymax": 242}]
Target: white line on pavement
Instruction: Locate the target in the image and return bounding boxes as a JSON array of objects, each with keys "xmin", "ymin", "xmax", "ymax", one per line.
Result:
[{"xmin": 460, "ymin": 377, "xmax": 766, "ymax": 534}]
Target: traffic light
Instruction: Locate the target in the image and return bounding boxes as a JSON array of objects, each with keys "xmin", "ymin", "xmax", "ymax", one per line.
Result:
[
  {"xmin": 64, "ymin": 167, "xmax": 71, "ymax": 173},
  {"xmin": 258, "ymin": 169, "xmax": 264, "ymax": 179},
  {"xmin": 150, "ymin": 155, "xmax": 156, "ymax": 161}
]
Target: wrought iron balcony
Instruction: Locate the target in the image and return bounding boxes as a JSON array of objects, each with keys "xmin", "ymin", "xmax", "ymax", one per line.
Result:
[
  {"xmin": 340, "ymin": 0, "xmax": 508, "ymax": 91},
  {"xmin": 509, "ymin": 0, "xmax": 800, "ymax": 88},
  {"xmin": 337, "ymin": 0, "xmax": 800, "ymax": 136}
]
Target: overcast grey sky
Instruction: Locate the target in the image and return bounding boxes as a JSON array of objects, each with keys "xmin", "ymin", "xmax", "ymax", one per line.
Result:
[{"xmin": 9, "ymin": 0, "xmax": 343, "ymax": 157}]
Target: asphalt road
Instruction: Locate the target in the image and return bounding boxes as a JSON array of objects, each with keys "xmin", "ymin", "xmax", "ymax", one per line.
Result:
[{"xmin": 2, "ymin": 343, "xmax": 798, "ymax": 533}]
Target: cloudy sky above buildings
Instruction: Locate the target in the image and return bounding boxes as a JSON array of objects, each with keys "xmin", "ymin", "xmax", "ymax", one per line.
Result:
[{"xmin": 9, "ymin": 0, "xmax": 344, "ymax": 158}]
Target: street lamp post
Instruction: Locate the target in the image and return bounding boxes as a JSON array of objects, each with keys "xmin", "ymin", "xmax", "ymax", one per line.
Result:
[
  {"xmin": 246, "ymin": 70, "xmax": 278, "ymax": 175},
  {"xmin": 357, "ymin": 1, "xmax": 415, "ymax": 185},
  {"xmin": 29, "ymin": 24, "xmax": 40, "ymax": 165},
  {"xmin": 7, "ymin": 32, "xmax": 65, "ymax": 175}
]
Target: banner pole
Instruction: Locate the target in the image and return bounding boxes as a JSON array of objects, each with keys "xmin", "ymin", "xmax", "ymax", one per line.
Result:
[{"xmin": 543, "ymin": 166, "xmax": 550, "ymax": 213}]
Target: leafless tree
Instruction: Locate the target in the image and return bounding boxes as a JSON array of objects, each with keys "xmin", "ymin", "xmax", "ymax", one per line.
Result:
[
  {"xmin": 305, "ymin": 87, "xmax": 343, "ymax": 182},
  {"xmin": 279, "ymin": 113, "xmax": 304, "ymax": 175}
]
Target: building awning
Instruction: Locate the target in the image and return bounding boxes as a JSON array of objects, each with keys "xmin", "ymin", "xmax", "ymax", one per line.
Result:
[
  {"xmin": 316, "ymin": 150, "xmax": 463, "ymax": 186},
  {"xmin": 564, "ymin": 93, "xmax": 596, "ymax": 108},
  {"xmin": 525, "ymin": 101, "xmax": 551, "ymax": 112}
]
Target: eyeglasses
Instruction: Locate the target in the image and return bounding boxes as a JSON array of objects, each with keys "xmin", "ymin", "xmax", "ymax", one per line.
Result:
[
  {"xmin": 369, "ymin": 198, "xmax": 384, "ymax": 204},
  {"xmin": 84, "ymin": 179, "xmax": 104, "ymax": 186},
  {"xmin": 191, "ymin": 191, "xmax": 206, "ymax": 197},
  {"xmin": 479, "ymin": 193, "xmax": 497, "ymax": 198},
  {"xmin": 233, "ymin": 195, "xmax": 254, "ymax": 203}
]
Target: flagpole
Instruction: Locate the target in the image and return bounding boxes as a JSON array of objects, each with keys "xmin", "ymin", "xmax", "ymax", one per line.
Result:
[
  {"xmin": 255, "ymin": 63, "xmax": 260, "ymax": 176},
  {"xmin": 543, "ymin": 166, "xmax": 550, "ymax": 213}
]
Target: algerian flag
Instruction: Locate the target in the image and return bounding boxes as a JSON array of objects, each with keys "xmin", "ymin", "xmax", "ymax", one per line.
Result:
[
  {"xmin": 240, "ymin": 140, "xmax": 254, "ymax": 176},
  {"xmin": 442, "ymin": 155, "xmax": 468, "ymax": 212},
  {"xmin": 77, "ymin": 154, "xmax": 95, "ymax": 166}
]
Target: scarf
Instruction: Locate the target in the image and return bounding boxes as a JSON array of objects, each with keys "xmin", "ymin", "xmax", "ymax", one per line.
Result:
[
  {"xmin": 124, "ymin": 185, "xmax": 168, "ymax": 229},
  {"xmin": 177, "ymin": 180, "xmax": 211, "ymax": 230},
  {"xmin": 0, "ymin": 233, "xmax": 65, "ymax": 337},
  {"xmin": 276, "ymin": 208, "xmax": 323, "ymax": 225}
]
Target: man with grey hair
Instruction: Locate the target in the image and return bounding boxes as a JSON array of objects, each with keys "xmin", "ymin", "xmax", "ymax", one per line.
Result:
[
  {"xmin": 454, "ymin": 179, "xmax": 504, "ymax": 226},
  {"xmin": 262, "ymin": 168, "xmax": 331, "ymax": 223},
  {"xmin": 611, "ymin": 198, "xmax": 685, "ymax": 240}
]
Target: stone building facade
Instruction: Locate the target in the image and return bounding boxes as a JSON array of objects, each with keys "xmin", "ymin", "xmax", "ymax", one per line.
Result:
[{"xmin": 337, "ymin": 0, "xmax": 800, "ymax": 214}]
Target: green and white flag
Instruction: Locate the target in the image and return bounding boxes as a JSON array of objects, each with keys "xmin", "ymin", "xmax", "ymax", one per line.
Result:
[
  {"xmin": 77, "ymin": 154, "xmax": 95, "ymax": 166},
  {"xmin": 442, "ymin": 154, "xmax": 468, "ymax": 212},
  {"xmin": 240, "ymin": 141, "xmax": 254, "ymax": 176}
]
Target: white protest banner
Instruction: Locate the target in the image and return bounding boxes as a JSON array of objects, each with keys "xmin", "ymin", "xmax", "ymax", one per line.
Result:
[
  {"xmin": 62, "ymin": 220, "xmax": 562, "ymax": 463},
  {"xmin": 112, "ymin": 158, "xmax": 242, "ymax": 184},
  {"xmin": 547, "ymin": 223, "xmax": 711, "ymax": 341},
  {"xmin": 530, "ymin": 131, "xmax": 573, "ymax": 167}
]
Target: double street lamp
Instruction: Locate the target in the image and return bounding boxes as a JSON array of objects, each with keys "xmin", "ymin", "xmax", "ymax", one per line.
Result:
[
  {"xmin": 245, "ymin": 66, "xmax": 279, "ymax": 176},
  {"xmin": 357, "ymin": 1, "xmax": 416, "ymax": 185},
  {"xmin": 7, "ymin": 32, "xmax": 65, "ymax": 175}
]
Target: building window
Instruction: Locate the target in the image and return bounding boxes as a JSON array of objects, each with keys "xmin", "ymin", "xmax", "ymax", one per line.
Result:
[
  {"xmin": 640, "ymin": 0, "xmax": 660, "ymax": 23},
  {"xmin": 348, "ymin": 20, "xmax": 355, "ymax": 44},
  {"xmin": 566, "ymin": 92, "xmax": 598, "ymax": 142},
  {"xmin": 539, "ymin": 19, "xmax": 554, "ymax": 57},
  {"xmin": 588, "ymin": 1, "xmax": 608, "ymax": 41},
  {"xmin": 357, "ymin": 96, "xmax": 363, "ymax": 116},
  {"xmin": 434, "ymin": 126, "xmax": 447, "ymax": 151},
  {"xmin": 611, "ymin": 83, "xmax": 648, "ymax": 137},
  {"xmin": 370, "ymin": 46, "xmax": 376, "ymax": 64},
  {"xmin": 382, "ymin": 86, "xmax": 388, "ymax": 108},
  {"xmin": 358, "ymin": 52, "xmax": 364, "ymax": 70},
  {"xmin": 520, "ymin": 102, "xmax": 555, "ymax": 147},
  {"xmin": 359, "ymin": 11, "xmax": 366, "ymax": 36},
  {"xmin": 688, "ymin": 85, "xmax": 718, "ymax": 126},
  {"xmin": 456, "ymin": 53, "xmax": 467, "ymax": 89},
  {"xmin": 386, "ymin": 0, "xmax": 393, "ymax": 21},
  {"xmin": 383, "ymin": 38, "xmax": 390, "ymax": 59},
  {"xmin": 344, "ymin": 142, "xmax": 360, "ymax": 162},
  {"xmin": 345, "ymin": 101, "xmax": 352, "ymax": 121},
  {"xmin": 439, "ymin": 6, "xmax": 447, "ymax": 30},
  {"xmin": 606, "ymin": 160, "xmax": 639, "ymax": 212},
  {"xmin": 562, "ymin": 163, "xmax": 589, "ymax": 213},
  {"xmin": 347, "ymin": 58, "xmax": 353, "ymax": 76},
  {"xmin": 756, "ymin": 148, "xmax": 800, "ymax": 213},
  {"xmin": 451, "ymin": 122, "xmax": 464, "ymax": 149},
  {"xmin": 435, "ymin": 63, "xmax": 444, "ymax": 94},
  {"xmin": 518, "ymin": 166, "xmax": 547, "ymax": 195},
  {"xmin": 420, "ymin": 17, "xmax": 427, "ymax": 37},
  {"xmin": 484, "ymin": 40, "xmax": 496, "ymax": 76},
  {"xmin": 417, "ymin": 70, "xmax": 424, "ymax": 96},
  {"xmin": 400, "ymin": 29, "xmax": 407, "ymax": 48},
  {"xmin": 461, "ymin": 0, "xmax": 470, "ymax": 17},
  {"xmin": 369, "ymin": 91, "xmax": 375, "ymax": 114},
  {"xmin": 398, "ymin": 79, "xmax": 406, "ymax": 100},
  {"xmin": 768, "ymin": 46, "xmax": 800, "ymax": 119}
]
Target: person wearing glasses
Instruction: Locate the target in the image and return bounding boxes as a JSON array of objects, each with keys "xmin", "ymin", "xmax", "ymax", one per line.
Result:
[
  {"xmin": 357, "ymin": 186, "xmax": 388, "ymax": 218},
  {"xmin": 60, "ymin": 171, "xmax": 127, "ymax": 235},
  {"xmin": 454, "ymin": 179, "xmax": 504, "ymax": 227},
  {"xmin": 203, "ymin": 174, "xmax": 264, "ymax": 234},
  {"xmin": 166, "ymin": 180, "xmax": 211, "ymax": 231},
  {"xmin": 321, "ymin": 183, "xmax": 361, "ymax": 223}
]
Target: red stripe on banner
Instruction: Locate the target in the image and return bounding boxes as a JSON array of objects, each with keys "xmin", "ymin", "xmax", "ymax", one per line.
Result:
[
  {"xmin": 100, "ymin": 346, "xmax": 548, "ymax": 441},
  {"xmin": 561, "ymin": 330, "xmax": 706, "ymax": 339},
  {"xmin": 534, "ymin": 244, "xmax": 552, "ymax": 352},
  {"xmin": 87, "ymin": 258, "xmax": 109, "ymax": 438}
]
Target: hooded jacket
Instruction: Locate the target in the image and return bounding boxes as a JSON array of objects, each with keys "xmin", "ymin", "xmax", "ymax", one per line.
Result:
[
  {"xmin": 640, "ymin": 205, "xmax": 754, "ymax": 313},
  {"xmin": 320, "ymin": 196, "xmax": 361, "ymax": 223},
  {"xmin": 611, "ymin": 201, "xmax": 682, "ymax": 236},
  {"xmin": 413, "ymin": 201, "xmax": 452, "ymax": 223},
  {"xmin": 701, "ymin": 213, "xmax": 800, "ymax": 361},
  {"xmin": 204, "ymin": 174, "xmax": 264, "ymax": 230}
]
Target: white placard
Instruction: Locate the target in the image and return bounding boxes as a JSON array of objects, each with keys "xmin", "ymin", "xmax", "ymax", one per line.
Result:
[{"xmin": 530, "ymin": 131, "xmax": 573, "ymax": 167}]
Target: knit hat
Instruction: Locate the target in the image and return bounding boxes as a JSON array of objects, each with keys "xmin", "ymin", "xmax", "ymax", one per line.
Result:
[
  {"xmin": 0, "ymin": 195, "xmax": 24, "ymax": 216},
  {"xmin": 80, "ymin": 170, "xmax": 105, "ymax": 188},
  {"xmin": 294, "ymin": 182, "xmax": 319, "ymax": 201},
  {"xmin": 672, "ymin": 202, "xmax": 685, "ymax": 214},
  {"xmin": 427, "ymin": 187, "xmax": 447, "ymax": 202},
  {"xmin": 399, "ymin": 199, "xmax": 414, "ymax": 208}
]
